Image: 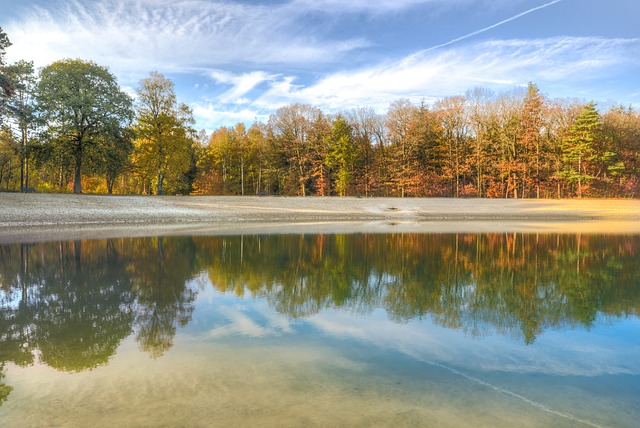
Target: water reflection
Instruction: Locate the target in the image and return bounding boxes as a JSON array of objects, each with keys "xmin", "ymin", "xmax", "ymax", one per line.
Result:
[
  {"xmin": 1, "ymin": 233, "xmax": 638, "ymax": 388},
  {"xmin": 0, "ymin": 238, "xmax": 199, "ymax": 377},
  {"xmin": 198, "ymin": 233, "xmax": 639, "ymax": 343}
]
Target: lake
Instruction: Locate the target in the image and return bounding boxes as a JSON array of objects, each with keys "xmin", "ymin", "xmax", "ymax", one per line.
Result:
[{"xmin": 1, "ymin": 233, "xmax": 639, "ymax": 427}]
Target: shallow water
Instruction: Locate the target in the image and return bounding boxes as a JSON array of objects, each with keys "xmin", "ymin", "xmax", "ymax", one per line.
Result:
[{"xmin": 1, "ymin": 233, "xmax": 639, "ymax": 427}]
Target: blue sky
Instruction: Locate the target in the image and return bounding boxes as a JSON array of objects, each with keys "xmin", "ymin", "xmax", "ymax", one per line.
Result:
[{"xmin": 1, "ymin": 0, "xmax": 639, "ymax": 131}]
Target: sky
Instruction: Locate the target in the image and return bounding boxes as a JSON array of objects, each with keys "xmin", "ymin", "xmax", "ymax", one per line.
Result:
[{"xmin": 1, "ymin": 0, "xmax": 639, "ymax": 131}]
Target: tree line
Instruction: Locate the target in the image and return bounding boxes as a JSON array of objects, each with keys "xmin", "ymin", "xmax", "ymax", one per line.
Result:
[{"xmin": 2, "ymin": 27, "xmax": 639, "ymax": 197}]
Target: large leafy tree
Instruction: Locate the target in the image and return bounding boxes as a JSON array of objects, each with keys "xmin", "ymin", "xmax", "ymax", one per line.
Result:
[
  {"xmin": 0, "ymin": 27, "xmax": 12, "ymax": 98},
  {"xmin": 36, "ymin": 59, "xmax": 133, "ymax": 193},
  {"xmin": 3, "ymin": 61, "xmax": 37, "ymax": 190},
  {"xmin": 87, "ymin": 127, "xmax": 134, "ymax": 194},
  {"xmin": 134, "ymin": 72, "xmax": 195, "ymax": 195}
]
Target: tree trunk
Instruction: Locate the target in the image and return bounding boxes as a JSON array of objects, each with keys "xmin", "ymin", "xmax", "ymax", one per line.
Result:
[
  {"xmin": 577, "ymin": 155, "xmax": 582, "ymax": 198},
  {"xmin": 20, "ymin": 131, "xmax": 25, "ymax": 191},
  {"xmin": 157, "ymin": 172, "xmax": 164, "ymax": 195},
  {"xmin": 107, "ymin": 177, "xmax": 114, "ymax": 194},
  {"xmin": 241, "ymin": 156, "xmax": 244, "ymax": 196},
  {"xmin": 257, "ymin": 167, "xmax": 262, "ymax": 195},
  {"xmin": 73, "ymin": 147, "xmax": 83, "ymax": 194}
]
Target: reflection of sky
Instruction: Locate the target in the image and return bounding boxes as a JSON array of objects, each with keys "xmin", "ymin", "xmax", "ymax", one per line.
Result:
[
  {"xmin": 0, "ymin": 289, "xmax": 21, "ymax": 310},
  {"xmin": 187, "ymin": 279, "xmax": 640, "ymax": 379}
]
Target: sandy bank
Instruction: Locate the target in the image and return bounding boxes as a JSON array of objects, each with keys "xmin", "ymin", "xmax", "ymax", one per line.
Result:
[{"xmin": 1, "ymin": 193, "xmax": 639, "ymax": 242}]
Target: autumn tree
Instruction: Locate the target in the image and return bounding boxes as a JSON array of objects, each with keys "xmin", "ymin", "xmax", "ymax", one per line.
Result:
[
  {"xmin": 346, "ymin": 107, "xmax": 385, "ymax": 196},
  {"xmin": 490, "ymin": 90, "xmax": 525, "ymax": 198},
  {"xmin": 268, "ymin": 104, "xmax": 327, "ymax": 196},
  {"xmin": 133, "ymin": 72, "xmax": 196, "ymax": 195},
  {"xmin": 435, "ymin": 96, "xmax": 469, "ymax": 197},
  {"xmin": 201, "ymin": 124, "xmax": 248, "ymax": 195},
  {"xmin": 246, "ymin": 122, "xmax": 270, "ymax": 194},
  {"xmin": 519, "ymin": 83, "xmax": 546, "ymax": 198},
  {"xmin": 385, "ymin": 99, "xmax": 418, "ymax": 197},
  {"xmin": 35, "ymin": 59, "xmax": 133, "ymax": 193},
  {"xmin": 602, "ymin": 106, "xmax": 640, "ymax": 196}
]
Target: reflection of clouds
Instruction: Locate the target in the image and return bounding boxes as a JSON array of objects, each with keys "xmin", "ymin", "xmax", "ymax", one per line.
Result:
[
  {"xmin": 201, "ymin": 294, "xmax": 294, "ymax": 339},
  {"xmin": 307, "ymin": 310, "xmax": 640, "ymax": 377},
  {"xmin": 207, "ymin": 309, "xmax": 268, "ymax": 338},
  {"xmin": 195, "ymin": 286, "xmax": 640, "ymax": 377}
]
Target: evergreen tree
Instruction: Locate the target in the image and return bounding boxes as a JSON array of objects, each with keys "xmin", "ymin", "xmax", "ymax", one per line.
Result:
[{"xmin": 560, "ymin": 102, "xmax": 602, "ymax": 197}]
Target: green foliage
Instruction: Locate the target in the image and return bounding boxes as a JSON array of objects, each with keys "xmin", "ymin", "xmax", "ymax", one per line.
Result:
[
  {"xmin": 0, "ymin": 27, "xmax": 10, "ymax": 64},
  {"xmin": 326, "ymin": 115, "xmax": 356, "ymax": 196},
  {"xmin": 133, "ymin": 72, "xmax": 196, "ymax": 195},
  {"xmin": 2, "ymin": 60, "xmax": 37, "ymax": 190},
  {"xmin": 36, "ymin": 59, "xmax": 133, "ymax": 193},
  {"xmin": 0, "ymin": 126, "xmax": 20, "ymax": 190},
  {"xmin": 0, "ymin": 27, "xmax": 13, "ymax": 98},
  {"xmin": 0, "ymin": 363, "xmax": 12, "ymax": 406},
  {"xmin": 87, "ymin": 127, "xmax": 134, "ymax": 194},
  {"xmin": 560, "ymin": 102, "xmax": 602, "ymax": 197}
]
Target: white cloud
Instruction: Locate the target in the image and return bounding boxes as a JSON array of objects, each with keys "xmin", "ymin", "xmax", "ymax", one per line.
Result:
[
  {"xmin": 289, "ymin": 0, "xmax": 520, "ymax": 14},
  {"xmin": 187, "ymin": 35, "xmax": 639, "ymax": 129},
  {"xmin": 191, "ymin": 103, "xmax": 267, "ymax": 131},
  {"xmin": 209, "ymin": 70, "xmax": 277, "ymax": 104},
  {"xmin": 4, "ymin": 0, "xmax": 369, "ymax": 76},
  {"xmin": 291, "ymin": 0, "xmax": 436, "ymax": 13},
  {"xmin": 251, "ymin": 36, "xmax": 640, "ymax": 113},
  {"xmin": 307, "ymin": 309, "xmax": 640, "ymax": 377}
]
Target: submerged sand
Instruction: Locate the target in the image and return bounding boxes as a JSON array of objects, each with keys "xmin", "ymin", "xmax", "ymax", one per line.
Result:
[{"xmin": 1, "ymin": 193, "xmax": 639, "ymax": 242}]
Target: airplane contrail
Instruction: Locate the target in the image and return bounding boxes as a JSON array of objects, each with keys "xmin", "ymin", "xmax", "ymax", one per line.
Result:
[{"xmin": 424, "ymin": 0, "xmax": 564, "ymax": 52}]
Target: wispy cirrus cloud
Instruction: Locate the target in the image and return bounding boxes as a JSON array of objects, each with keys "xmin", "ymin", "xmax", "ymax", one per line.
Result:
[
  {"xmin": 243, "ymin": 36, "xmax": 640, "ymax": 112},
  {"xmin": 209, "ymin": 70, "xmax": 278, "ymax": 104},
  {"xmin": 4, "ymin": 0, "xmax": 370, "ymax": 75},
  {"xmin": 290, "ymin": 0, "xmax": 530, "ymax": 14}
]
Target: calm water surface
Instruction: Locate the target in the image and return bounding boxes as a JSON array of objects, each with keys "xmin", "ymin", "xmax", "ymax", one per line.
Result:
[{"xmin": 1, "ymin": 233, "xmax": 639, "ymax": 427}]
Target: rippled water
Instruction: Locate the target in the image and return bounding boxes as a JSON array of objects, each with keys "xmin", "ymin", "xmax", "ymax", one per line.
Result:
[{"xmin": 1, "ymin": 233, "xmax": 639, "ymax": 427}]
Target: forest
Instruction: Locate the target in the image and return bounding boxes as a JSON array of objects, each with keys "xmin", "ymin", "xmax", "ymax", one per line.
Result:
[{"xmin": 1, "ymin": 27, "xmax": 640, "ymax": 198}]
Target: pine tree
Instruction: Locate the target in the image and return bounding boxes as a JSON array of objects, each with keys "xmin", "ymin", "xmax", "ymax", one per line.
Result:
[{"xmin": 560, "ymin": 102, "xmax": 601, "ymax": 197}]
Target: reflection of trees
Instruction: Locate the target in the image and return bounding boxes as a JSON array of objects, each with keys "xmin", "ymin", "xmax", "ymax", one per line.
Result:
[
  {"xmin": 198, "ymin": 234, "xmax": 387, "ymax": 318},
  {"xmin": 0, "ymin": 241, "xmax": 135, "ymax": 372},
  {"xmin": 33, "ymin": 241, "xmax": 137, "ymax": 371},
  {"xmin": 129, "ymin": 237, "xmax": 198, "ymax": 358},
  {"xmin": 0, "ymin": 363, "xmax": 11, "ymax": 406},
  {"xmin": 196, "ymin": 233, "xmax": 640, "ymax": 344},
  {"xmin": 0, "ymin": 237, "xmax": 201, "ymax": 403},
  {"xmin": 0, "ymin": 231, "xmax": 638, "ymax": 402}
]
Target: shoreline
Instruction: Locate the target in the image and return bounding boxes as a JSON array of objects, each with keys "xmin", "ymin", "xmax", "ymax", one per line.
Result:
[{"xmin": 1, "ymin": 193, "xmax": 640, "ymax": 242}]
